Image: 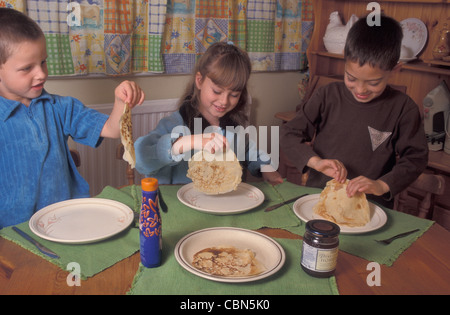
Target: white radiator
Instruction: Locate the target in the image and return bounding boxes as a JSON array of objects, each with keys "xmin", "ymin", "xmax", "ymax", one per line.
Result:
[{"xmin": 75, "ymin": 99, "xmax": 179, "ymax": 196}]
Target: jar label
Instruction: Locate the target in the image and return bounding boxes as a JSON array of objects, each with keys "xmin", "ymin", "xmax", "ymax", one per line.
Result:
[{"xmin": 301, "ymin": 242, "xmax": 338, "ymax": 272}]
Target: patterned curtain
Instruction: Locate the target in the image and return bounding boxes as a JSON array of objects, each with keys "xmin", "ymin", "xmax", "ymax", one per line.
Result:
[{"xmin": 1, "ymin": 0, "xmax": 313, "ymax": 76}]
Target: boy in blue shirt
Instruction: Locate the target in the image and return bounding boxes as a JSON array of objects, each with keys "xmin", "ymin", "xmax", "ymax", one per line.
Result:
[{"xmin": 0, "ymin": 8, "xmax": 145, "ymax": 228}]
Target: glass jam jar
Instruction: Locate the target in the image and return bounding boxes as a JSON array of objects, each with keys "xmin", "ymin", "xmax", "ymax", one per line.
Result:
[{"xmin": 301, "ymin": 220, "xmax": 340, "ymax": 278}]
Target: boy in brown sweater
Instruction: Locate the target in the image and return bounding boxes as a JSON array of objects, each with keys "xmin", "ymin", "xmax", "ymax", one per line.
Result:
[{"xmin": 280, "ymin": 15, "xmax": 428, "ymax": 207}]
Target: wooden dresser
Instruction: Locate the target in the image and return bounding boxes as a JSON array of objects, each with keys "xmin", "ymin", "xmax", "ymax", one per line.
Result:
[{"xmin": 277, "ymin": 0, "xmax": 450, "ymax": 229}]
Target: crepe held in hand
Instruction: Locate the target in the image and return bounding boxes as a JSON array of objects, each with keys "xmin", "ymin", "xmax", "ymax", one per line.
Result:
[
  {"xmin": 187, "ymin": 150, "xmax": 242, "ymax": 195},
  {"xmin": 313, "ymin": 179, "xmax": 370, "ymax": 227},
  {"xmin": 119, "ymin": 103, "xmax": 136, "ymax": 168}
]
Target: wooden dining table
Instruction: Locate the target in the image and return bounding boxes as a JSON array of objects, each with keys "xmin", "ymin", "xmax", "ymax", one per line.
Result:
[{"xmin": 1, "ymin": 222, "xmax": 449, "ymax": 295}]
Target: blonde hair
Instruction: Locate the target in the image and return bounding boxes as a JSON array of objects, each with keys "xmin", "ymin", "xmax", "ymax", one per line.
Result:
[{"xmin": 180, "ymin": 42, "xmax": 252, "ymax": 130}]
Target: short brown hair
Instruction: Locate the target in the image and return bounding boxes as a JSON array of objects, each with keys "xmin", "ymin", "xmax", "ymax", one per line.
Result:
[
  {"xmin": 0, "ymin": 8, "xmax": 44, "ymax": 65},
  {"xmin": 344, "ymin": 15, "xmax": 402, "ymax": 71}
]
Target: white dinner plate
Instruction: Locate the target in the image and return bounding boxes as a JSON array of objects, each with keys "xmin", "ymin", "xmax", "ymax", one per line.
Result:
[
  {"xmin": 400, "ymin": 18, "xmax": 427, "ymax": 57},
  {"xmin": 174, "ymin": 227, "xmax": 285, "ymax": 283},
  {"xmin": 292, "ymin": 194, "xmax": 387, "ymax": 234},
  {"xmin": 177, "ymin": 183, "xmax": 264, "ymax": 215},
  {"xmin": 29, "ymin": 198, "xmax": 134, "ymax": 244}
]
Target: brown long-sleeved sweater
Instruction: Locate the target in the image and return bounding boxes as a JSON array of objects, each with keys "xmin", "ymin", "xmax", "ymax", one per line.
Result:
[{"xmin": 280, "ymin": 82, "xmax": 428, "ymax": 207}]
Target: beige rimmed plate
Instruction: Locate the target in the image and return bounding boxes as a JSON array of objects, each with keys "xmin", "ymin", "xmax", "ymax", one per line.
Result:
[
  {"xmin": 292, "ymin": 194, "xmax": 387, "ymax": 234},
  {"xmin": 174, "ymin": 227, "xmax": 285, "ymax": 283},
  {"xmin": 29, "ymin": 198, "xmax": 134, "ymax": 244},
  {"xmin": 177, "ymin": 183, "xmax": 264, "ymax": 215},
  {"xmin": 400, "ymin": 18, "xmax": 427, "ymax": 57}
]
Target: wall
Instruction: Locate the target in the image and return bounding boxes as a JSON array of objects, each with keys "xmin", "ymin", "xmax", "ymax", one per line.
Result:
[{"xmin": 45, "ymin": 71, "xmax": 305, "ymax": 129}]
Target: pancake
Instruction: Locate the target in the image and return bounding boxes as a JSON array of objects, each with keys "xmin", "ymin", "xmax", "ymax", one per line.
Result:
[
  {"xmin": 192, "ymin": 245, "xmax": 265, "ymax": 277},
  {"xmin": 187, "ymin": 150, "xmax": 242, "ymax": 194},
  {"xmin": 313, "ymin": 179, "xmax": 370, "ymax": 227},
  {"xmin": 119, "ymin": 103, "xmax": 136, "ymax": 168}
]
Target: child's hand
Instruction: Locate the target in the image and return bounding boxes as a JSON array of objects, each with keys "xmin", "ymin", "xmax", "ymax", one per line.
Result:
[
  {"xmin": 201, "ymin": 133, "xmax": 228, "ymax": 154},
  {"xmin": 262, "ymin": 170, "xmax": 283, "ymax": 186},
  {"xmin": 101, "ymin": 80, "xmax": 145, "ymax": 138},
  {"xmin": 347, "ymin": 176, "xmax": 389, "ymax": 197},
  {"xmin": 115, "ymin": 80, "xmax": 145, "ymax": 108},
  {"xmin": 172, "ymin": 133, "xmax": 229, "ymax": 155},
  {"xmin": 307, "ymin": 156, "xmax": 347, "ymax": 183}
]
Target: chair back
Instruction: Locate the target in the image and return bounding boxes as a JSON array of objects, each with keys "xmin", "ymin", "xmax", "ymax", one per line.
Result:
[
  {"xmin": 394, "ymin": 173, "xmax": 446, "ymax": 219},
  {"xmin": 70, "ymin": 149, "xmax": 81, "ymax": 167}
]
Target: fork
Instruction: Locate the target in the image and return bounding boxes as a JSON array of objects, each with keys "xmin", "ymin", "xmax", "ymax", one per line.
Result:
[{"xmin": 375, "ymin": 229, "xmax": 420, "ymax": 245}]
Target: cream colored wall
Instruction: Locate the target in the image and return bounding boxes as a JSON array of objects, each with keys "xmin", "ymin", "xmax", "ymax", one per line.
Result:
[
  {"xmin": 247, "ymin": 72, "xmax": 304, "ymax": 127},
  {"xmin": 45, "ymin": 71, "xmax": 304, "ymax": 128}
]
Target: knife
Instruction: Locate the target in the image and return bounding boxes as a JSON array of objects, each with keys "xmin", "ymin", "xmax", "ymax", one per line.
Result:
[
  {"xmin": 265, "ymin": 194, "xmax": 308, "ymax": 212},
  {"xmin": 12, "ymin": 227, "xmax": 60, "ymax": 259}
]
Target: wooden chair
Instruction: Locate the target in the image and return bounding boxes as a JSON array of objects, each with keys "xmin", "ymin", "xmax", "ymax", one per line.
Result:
[
  {"xmin": 394, "ymin": 173, "xmax": 446, "ymax": 219},
  {"xmin": 70, "ymin": 149, "xmax": 81, "ymax": 167},
  {"xmin": 116, "ymin": 143, "xmax": 135, "ymax": 185}
]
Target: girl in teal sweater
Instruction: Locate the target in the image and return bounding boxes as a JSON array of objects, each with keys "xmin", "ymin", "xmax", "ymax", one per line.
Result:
[{"xmin": 135, "ymin": 42, "xmax": 282, "ymax": 185}]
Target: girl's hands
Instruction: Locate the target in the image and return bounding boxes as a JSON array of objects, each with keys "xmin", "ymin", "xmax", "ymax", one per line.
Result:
[
  {"xmin": 172, "ymin": 133, "xmax": 229, "ymax": 155},
  {"xmin": 262, "ymin": 171, "xmax": 284, "ymax": 186},
  {"xmin": 201, "ymin": 133, "xmax": 229, "ymax": 154}
]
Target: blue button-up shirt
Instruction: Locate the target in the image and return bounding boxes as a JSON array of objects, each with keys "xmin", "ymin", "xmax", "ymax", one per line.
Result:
[{"xmin": 0, "ymin": 91, "xmax": 108, "ymax": 229}]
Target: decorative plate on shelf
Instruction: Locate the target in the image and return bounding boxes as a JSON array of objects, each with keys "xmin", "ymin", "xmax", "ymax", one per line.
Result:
[{"xmin": 400, "ymin": 18, "xmax": 428, "ymax": 58}]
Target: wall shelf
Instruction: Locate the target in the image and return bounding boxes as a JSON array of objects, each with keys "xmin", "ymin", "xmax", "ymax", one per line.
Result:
[{"xmin": 304, "ymin": 0, "xmax": 450, "ymax": 225}]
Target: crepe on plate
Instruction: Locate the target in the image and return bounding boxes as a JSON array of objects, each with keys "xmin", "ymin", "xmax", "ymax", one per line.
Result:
[
  {"xmin": 119, "ymin": 103, "xmax": 136, "ymax": 168},
  {"xmin": 187, "ymin": 150, "xmax": 242, "ymax": 194},
  {"xmin": 192, "ymin": 245, "xmax": 265, "ymax": 277},
  {"xmin": 313, "ymin": 179, "xmax": 370, "ymax": 227}
]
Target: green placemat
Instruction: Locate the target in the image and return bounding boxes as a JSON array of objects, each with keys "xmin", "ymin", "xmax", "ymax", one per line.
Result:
[
  {"xmin": 0, "ymin": 187, "xmax": 142, "ymax": 279},
  {"xmin": 128, "ymin": 237, "xmax": 339, "ymax": 295},
  {"xmin": 157, "ymin": 181, "xmax": 301, "ymax": 232},
  {"xmin": 263, "ymin": 181, "xmax": 434, "ymax": 266},
  {"xmin": 337, "ymin": 208, "xmax": 433, "ymax": 266},
  {"xmin": 0, "ymin": 179, "xmax": 434, "ymax": 282},
  {"xmin": 0, "ymin": 220, "xmax": 139, "ymax": 279}
]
